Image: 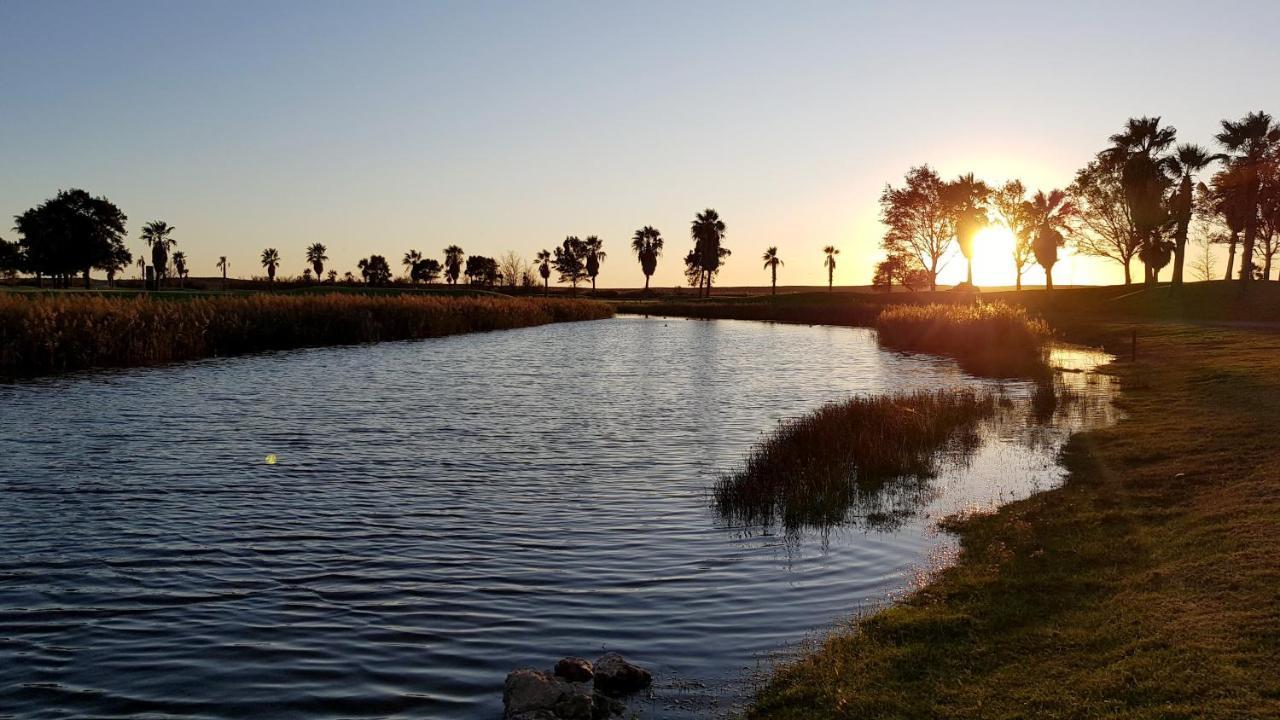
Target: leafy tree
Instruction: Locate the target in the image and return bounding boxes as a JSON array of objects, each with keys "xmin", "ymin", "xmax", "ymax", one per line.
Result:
[
  {"xmin": 1216, "ymin": 111, "xmax": 1280, "ymax": 286},
  {"xmin": 443, "ymin": 245, "xmax": 465, "ymax": 285},
  {"xmin": 944, "ymin": 173, "xmax": 991, "ymax": 286},
  {"xmin": 358, "ymin": 254, "xmax": 392, "ymax": 285},
  {"xmin": 172, "ymin": 251, "xmax": 188, "ymax": 288},
  {"xmin": 402, "ymin": 249, "xmax": 422, "ymax": 283},
  {"xmin": 1189, "ymin": 224, "xmax": 1218, "ymax": 282},
  {"xmin": 1207, "ymin": 163, "xmax": 1251, "ymax": 279},
  {"xmin": 141, "ymin": 221, "xmax": 177, "ymax": 289},
  {"xmin": 261, "ymin": 248, "xmax": 281, "ymax": 285},
  {"xmin": 762, "ymin": 246, "xmax": 783, "ymax": 294},
  {"xmin": 306, "ymin": 243, "xmax": 328, "ymax": 282},
  {"xmin": 1103, "ymin": 116, "xmax": 1177, "ymax": 284},
  {"xmin": 343, "ymin": 270, "xmax": 355, "ymax": 284},
  {"xmin": 631, "ymin": 226, "xmax": 663, "ymax": 291},
  {"xmin": 991, "ymin": 180, "xmax": 1037, "ymax": 290},
  {"xmin": 690, "ymin": 209, "xmax": 728, "ymax": 297},
  {"xmin": 0, "ymin": 237, "xmax": 23, "ymax": 279},
  {"xmin": 1028, "ymin": 190, "xmax": 1074, "ymax": 291},
  {"xmin": 880, "ymin": 165, "xmax": 953, "ymax": 291},
  {"xmin": 216, "ymin": 256, "xmax": 229, "ymax": 291},
  {"xmin": 104, "ymin": 241, "xmax": 132, "ymax": 288},
  {"xmin": 13, "ymin": 189, "xmax": 128, "ymax": 288},
  {"xmin": 536, "ymin": 249, "xmax": 552, "ymax": 295},
  {"xmin": 1067, "ymin": 159, "xmax": 1142, "ymax": 284},
  {"xmin": 464, "ymin": 255, "xmax": 499, "ymax": 286},
  {"xmin": 326, "ymin": 269, "xmax": 338, "ymax": 283},
  {"xmin": 1260, "ymin": 151, "xmax": 1280, "ymax": 279},
  {"xmin": 1165, "ymin": 144, "xmax": 1223, "ymax": 284},
  {"xmin": 871, "ymin": 253, "xmax": 912, "ymax": 292},
  {"xmin": 584, "ymin": 235, "xmax": 606, "ymax": 293},
  {"xmin": 822, "ymin": 245, "xmax": 839, "ymax": 291},
  {"xmin": 553, "ymin": 236, "xmax": 588, "ymax": 294},
  {"xmin": 302, "ymin": 268, "xmax": 312, "ymax": 284},
  {"xmin": 412, "ymin": 258, "xmax": 441, "ymax": 284}
]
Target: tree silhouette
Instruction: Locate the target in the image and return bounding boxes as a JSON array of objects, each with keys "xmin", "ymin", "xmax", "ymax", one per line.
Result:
[
  {"xmin": 172, "ymin": 251, "xmax": 188, "ymax": 288},
  {"xmin": 630, "ymin": 226, "xmax": 663, "ymax": 291},
  {"xmin": 945, "ymin": 173, "xmax": 991, "ymax": 286},
  {"xmin": 358, "ymin": 255, "xmax": 392, "ymax": 285},
  {"xmin": 1029, "ymin": 190, "xmax": 1074, "ymax": 291},
  {"xmin": 13, "ymin": 190, "xmax": 127, "ymax": 288},
  {"xmin": 402, "ymin": 249, "xmax": 422, "ymax": 283},
  {"xmin": 553, "ymin": 236, "xmax": 588, "ymax": 294},
  {"xmin": 823, "ymin": 245, "xmax": 839, "ymax": 291},
  {"xmin": 464, "ymin": 255, "xmax": 499, "ymax": 286},
  {"xmin": 306, "ymin": 243, "xmax": 328, "ymax": 283},
  {"xmin": 1166, "ymin": 145, "xmax": 1223, "ymax": 285},
  {"xmin": 1067, "ymin": 159, "xmax": 1143, "ymax": 284},
  {"xmin": 880, "ymin": 166, "xmax": 953, "ymax": 291},
  {"xmin": 584, "ymin": 235, "xmax": 606, "ymax": 293},
  {"xmin": 411, "ymin": 258, "xmax": 441, "ymax": 284},
  {"xmin": 326, "ymin": 269, "xmax": 337, "ymax": 283},
  {"xmin": 690, "ymin": 209, "xmax": 727, "ymax": 297},
  {"xmin": 104, "ymin": 242, "xmax": 132, "ymax": 288},
  {"xmin": 261, "ymin": 248, "xmax": 281, "ymax": 285},
  {"xmin": 1216, "ymin": 111, "xmax": 1280, "ymax": 287},
  {"xmin": 535, "ymin": 249, "xmax": 552, "ymax": 295},
  {"xmin": 141, "ymin": 221, "xmax": 176, "ymax": 290},
  {"xmin": 1207, "ymin": 164, "xmax": 1251, "ymax": 279},
  {"xmin": 216, "ymin": 256, "xmax": 229, "ymax": 291},
  {"xmin": 762, "ymin": 246, "xmax": 783, "ymax": 294},
  {"xmin": 443, "ymin": 245, "xmax": 465, "ymax": 285},
  {"xmin": 991, "ymin": 181, "xmax": 1037, "ymax": 290},
  {"xmin": 1103, "ymin": 117, "xmax": 1177, "ymax": 284}
]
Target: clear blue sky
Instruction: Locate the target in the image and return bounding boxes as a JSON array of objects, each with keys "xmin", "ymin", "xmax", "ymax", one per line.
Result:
[{"xmin": 3, "ymin": 0, "xmax": 1277, "ymax": 287}]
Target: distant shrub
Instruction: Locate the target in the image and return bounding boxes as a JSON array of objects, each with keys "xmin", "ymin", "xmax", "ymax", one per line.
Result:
[
  {"xmin": 876, "ymin": 302, "xmax": 1051, "ymax": 376},
  {"xmin": 0, "ymin": 293, "xmax": 612, "ymax": 378}
]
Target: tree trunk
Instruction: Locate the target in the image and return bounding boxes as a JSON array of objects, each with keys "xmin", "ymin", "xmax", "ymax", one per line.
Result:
[
  {"xmin": 966, "ymin": 258, "xmax": 973, "ymax": 286},
  {"xmin": 1172, "ymin": 230, "xmax": 1188, "ymax": 285},
  {"xmin": 828, "ymin": 265, "xmax": 833, "ymax": 291},
  {"xmin": 1225, "ymin": 233, "xmax": 1238, "ymax": 280},
  {"xmin": 1123, "ymin": 258, "xmax": 1132, "ymax": 285},
  {"xmin": 1242, "ymin": 224, "xmax": 1257, "ymax": 285},
  {"xmin": 643, "ymin": 274, "xmax": 650, "ymax": 291},
  {"xmin": 1015, "ymin": 267, "xmax": 1022, "ymax": 291},
  {"xmin": 1045, "ymin": 266, "xmax": 1054, "ymax": 291},
  {"xmin": 83, "ymin": 268, "xmax": 91, "ymax": 289},
  {"xmin": 771, "ymin": 266, "xmax": 776, "ymax": 295}
]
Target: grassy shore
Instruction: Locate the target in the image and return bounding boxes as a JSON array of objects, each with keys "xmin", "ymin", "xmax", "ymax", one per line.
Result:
[
  {"xmin": 0, "ymin": 292, "xmax": 612, "ymax": 379},
  {"xmin": 743, "ymin": 318, "xmax": 1280, "ymax": 716}
]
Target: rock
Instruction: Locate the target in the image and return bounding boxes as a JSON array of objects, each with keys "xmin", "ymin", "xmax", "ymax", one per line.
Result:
[
  {"xmin": 503, "ymin": 668, "xmax": 593, "ymax": 720},
  {"xmin": 591, "ymin": 691, "xmax": 626, "ymax": 719},
  {"xmin": 592, "ymin": 652, "xmax": 652, "ymax": 695},
  {"xmin": 554, "ymin": 656, "xmax": 594, "ymax": 683}
]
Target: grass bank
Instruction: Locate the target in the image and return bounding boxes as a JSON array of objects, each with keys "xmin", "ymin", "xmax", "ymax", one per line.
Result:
[
  {"xmin": 876, "ymin": 303, "xmax": 1051, "ymax": 377},
  {"xmin": 749, "ymin": 323, "xmax": 1280, "ymax": 718},
  {"xmin": 0, "ymin": 293, "xmax": 612, "ymax": 379}
]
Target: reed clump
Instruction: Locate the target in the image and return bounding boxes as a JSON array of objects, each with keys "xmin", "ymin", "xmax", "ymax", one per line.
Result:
[
  {"xmin": 875, "ymin": 302, "xmax": 1051, "ymax": 377},
  {"xmin": 714, "ymin": 390, "xmax": 996, "ymax": 533},
  {"xmin": 0, "ymin": 293, "xmax": 612, "ymax": 378}
]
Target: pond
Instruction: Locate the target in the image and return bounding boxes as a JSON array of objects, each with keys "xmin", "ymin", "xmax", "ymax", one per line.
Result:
[{"xmin": 0, "ymin": 316, "xmax": 1117, "ymax": 718}]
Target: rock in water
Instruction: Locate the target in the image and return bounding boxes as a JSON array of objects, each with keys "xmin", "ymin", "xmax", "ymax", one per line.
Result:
[
  {"xmin": 592, "ymin": 652, "xmax": 652, "ymax": 695},
  {"xmin": 503, "ymin": 668, "xmax": 593, "ymax": 720},
  {"xmin": 554, "ymin": 656, "xmax": 594, "ymax": 683}
]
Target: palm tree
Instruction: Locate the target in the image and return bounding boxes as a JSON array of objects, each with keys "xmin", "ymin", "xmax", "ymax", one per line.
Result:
[
  {"xmin": 1029, "ymin": 190, "xmax": 1074, "ymax": 291},
  {"xmin": 306, "ymin": 243, "xmax": 328, "ymax": 283},
  {"xmin": 402, "ymin": 249, "xmax": 423, "ymax": 284},
  {"xmin": 1104, "ymin": 117, "xmax": 1177, "ymax": 284},
  {"xmin": 535, "ymin": 249, "xmax": 552, "ymax": 296},
  {"xmin": 216, "ymin": 256, "xmax": 229, "ymax": 291},
  {"xmin": 326, "ymin": 269, "xmax": 337, "ymax": 283},
  {"xmin": 136, "ymin": 257, "xmax": 147, "ymax": 289},
  {"xmin": 171, "ymin": 251, "xmax": 188, "ymax": 289},
  {"xmin": 261, "ymin": 248, "xmax": 280, "ymax": 286},
  {"xmin": 1216, "ymin": 111, "xmax": 1280, "ymax": 286},
  {"xmin": 443, "ymin": 245, "xmax": 465, "ymax": 285},
  {"xmin": 822, "ymin": 246, "xmax": 839, "ymax": 291},
  {"xmin": 630, "ymin": 226, "xmax": 664, "ymax": 292},
  {"xmin": 946, "ymin": 173, "xmax": 991, "ymax": 286},
  {"xmin": 1139, "ymin": 238, "xmax": 1175, "ymax": 283},
  {"xmin": 583, "ymin": 236, "xmax": 606, "ymax": 293},
  {"xmin": 1166, "ymin": 145, "xmax": 1223, "ymax": 285},
  {"xmin": 690, "ymin": 209, "xmax": 727, "ymax": 297},
  {"xmin": 1209, "ymin": 164, "xmax": 1250, "ymax": 279},
  {"xmin": 141, "ymin": 221, "xmax": 176, "ymax": 289},
  {"xmin": 762, "ymin": 246, "xmax": 783, "ymax": 294}
]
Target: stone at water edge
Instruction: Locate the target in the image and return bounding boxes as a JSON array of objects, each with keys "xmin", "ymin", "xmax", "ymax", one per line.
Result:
[
  {"xmin": 503, "ymin": 668, "xmax": 593, "ymax": 720},
  {"xmin": 554, "ymin": 656, "xmax": 594, "ymax": 683},
  {"xmin": 592, "ymin": 652, "xmax": 653, "ymax": 695}
]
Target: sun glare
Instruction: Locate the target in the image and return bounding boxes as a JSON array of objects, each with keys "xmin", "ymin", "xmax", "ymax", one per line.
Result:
[{"xmin": 972, "ymin": 224, "xmax": 1018, "ymax": 287}]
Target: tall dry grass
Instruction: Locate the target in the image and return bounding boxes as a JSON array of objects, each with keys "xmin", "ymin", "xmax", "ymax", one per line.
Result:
[
  {"xmin": 875, "ymin": 302, "xmax": 1051, "ymax": 377},
  {"xmin": 714, "ymin": 390, "xmax": 995, "ymax": 533},
  {"xmin": 0, "ymin": 293, "xmax": 612, "ymax": 378}
]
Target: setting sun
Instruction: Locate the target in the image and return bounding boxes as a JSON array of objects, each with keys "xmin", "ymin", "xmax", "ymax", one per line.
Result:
[{"xmin": 971, "ymin": 224, "xmax": 1018, "ymax": 286}]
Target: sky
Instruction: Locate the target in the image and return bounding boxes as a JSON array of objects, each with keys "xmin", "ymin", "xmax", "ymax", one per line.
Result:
[{"xmin": 3, "ymin": 0, "xmax": 1278, "ymax": 288}]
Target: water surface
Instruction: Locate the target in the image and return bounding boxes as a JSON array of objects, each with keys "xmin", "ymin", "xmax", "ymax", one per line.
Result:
[{"xmin": 0, "ymin": 317, "xmax": 1116, "ymax": 718}]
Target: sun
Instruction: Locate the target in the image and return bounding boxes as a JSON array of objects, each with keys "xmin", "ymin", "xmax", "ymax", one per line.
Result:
[{"xmin": 970, "ymin": 224, "xmax": 1018, "ymax": 287}]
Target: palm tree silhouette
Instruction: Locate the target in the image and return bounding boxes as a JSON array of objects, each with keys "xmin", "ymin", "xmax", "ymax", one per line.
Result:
[
  {"xmin": 1166, "ymin": 145, "xmax": 1222, "ymax": 285},
  {"xmin": 762, "ymin": 246, "xmax": 783, "ymax": 295},
  {"xmin": 261, "ymin": 248, "xmax": 281, "ymax": 286},
  {"xmin": 822, "ymin": 246, "xmax": 839, "ymax": 291},
  {"xmin": 630, "ymin": 226, "xmax": 664, "ymax": 292},
  {"xmin": 1029, "ymin": 190, "xmax": 1074, "ymax": 291},
  {"xmin": 402, "ymin": 249, "xmax": 422, "ymax": 284},
  {"xmin": 216, "ymin": 256, "xmax": 229, "ymax": 291},
  {"xmin": 584, "ymin": 236, "xmax": 606, "ymax": 293},
  {"xmin": 141, "ymin": 221, "xmax": 176, "ymax": 289},
  {"xmin": 1216, "ymin": 111, "xmax": 1280, "ymax": 286},
  {"xmin": 306, "ymin": 243, "xmax": 328, "ymax": 283},
  {"xmin": 1104, "ymin": 117, "xmax": 1177, "ymax": 284},
  {"xmin": 535, "ymin": 249, "xmax": 552, "ymax": 296},
  {"xmin": 947, "ymin": 173, "xmax": 991, "ymax": 286},
  {"xmin": 691, "ymin": 209, "xmax": 727, "ymax": 297},
  {"xmin": 443, "ymin": 245, "xmax": 465, "ymax": 285},
  {"xmin": 172, "ymin": 251, "xmax": 188, "ymax": 289},
  {"xmin": 136, "ymin": 257, "xmax": 147, "ymax": 289}
]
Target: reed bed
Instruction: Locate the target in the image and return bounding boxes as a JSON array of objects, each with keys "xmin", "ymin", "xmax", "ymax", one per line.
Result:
[
  {"xmin": 0, "ymin": 293, "xmax": 612, "ymax": 378},
  {"xmin": 713, "ymin": 390, "xmax": 996, "ymax": 533},
  {"xmin": 875, "ymin": 302, "xmax": 1051, "ymax": 377}
]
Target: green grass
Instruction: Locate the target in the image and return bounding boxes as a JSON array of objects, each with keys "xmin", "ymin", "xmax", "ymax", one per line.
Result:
[{"xmin": 748, "ymin": 323, "xmax": 1280, "ymax": 718}]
